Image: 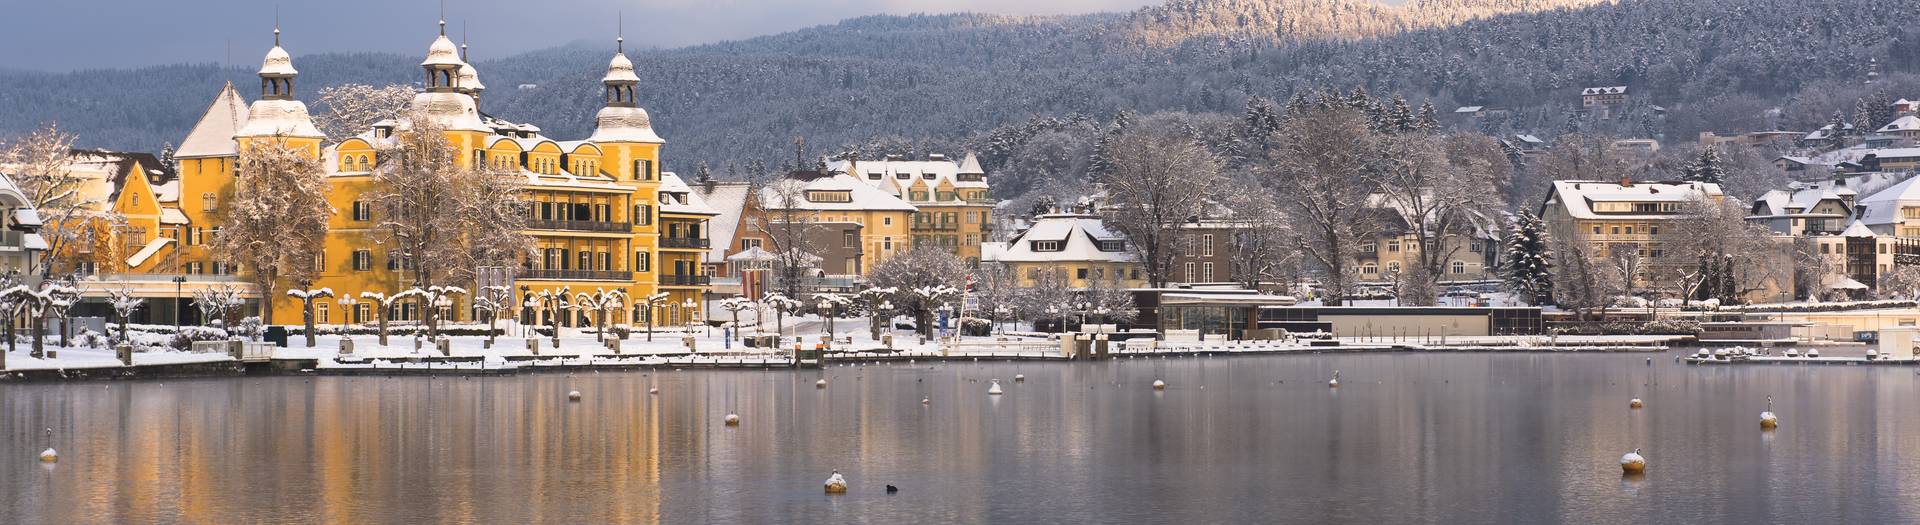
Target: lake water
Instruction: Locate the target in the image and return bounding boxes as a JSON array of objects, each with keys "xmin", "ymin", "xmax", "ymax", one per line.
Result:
[{"xmin": 4, "ymin": 352, "xmax": 1919, "ymax": 524}]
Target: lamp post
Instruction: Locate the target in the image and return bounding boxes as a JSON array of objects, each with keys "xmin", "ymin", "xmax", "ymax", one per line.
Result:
[
  {"xmin": 171, "ymin": 275, "xmax": 187, "ymax": 329},
  {"xmin": 994, "ymin": 306, "xmax": 1010, "ymax": 335},
  {"xmin": 817, "ymin": 297, "xmax": 836, "ymax": 340},
  {"xmin": 682, "ymin": 298, "xmax": 698, "ymax": 336},
  {"xmin": 1046, "ymin": 306, "xmax": 1059, "ymax": 333},
  {"xmin": 338, "ymin": 295, "xmax": 359, "ymax": 326}
]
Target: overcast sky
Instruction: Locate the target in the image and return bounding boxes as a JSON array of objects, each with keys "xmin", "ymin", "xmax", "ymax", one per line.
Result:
[{"xmin": 1, "ymin": 0, "xmax": 1163, "ymax": 71}]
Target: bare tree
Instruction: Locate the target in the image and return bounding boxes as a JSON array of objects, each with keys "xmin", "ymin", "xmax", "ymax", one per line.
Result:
[
  {"xmin": 1374, "ymin": 133, "xmax": 1509, "ymax": 305},
  {"xmin": 474, "ymin": 285, "xmax": 514, "ymax": 346},
  {"xmin": 1097, "ymin": 125, "xmax": 1224, "ymax": 288},
  {"xmin": 1081, "ymin": 277, "xmax": 1139, "ymax": 332},
  {"xmin": 0, "ymin": 123, "xmax": 106, "ymax": 277},
  {"xmin": 750, "ymin": 171, "xmax": 827, "ymax": 299},
  {"xmin": 573, "ymin": 289, "xmax": 627, "ymax": 343},
  {"xmin": 107, "ymin": 283, "xmax": 142, "ymax": 345},
  {"xmin": 312, "ymin": 84, "xmax": 417, "ymax": 143},
  {"xmin": 1551, "ymin": 234, "xmax": 1623, "ymax": 321},
  {"xmin": 368, "ymin": 114, "xmax": 485, "ymax": 336},
  {"xmin": 1265, "ymin": 105, "xmax": 1383, "ymax": 305},
  {"xmin": 219, "ymin": 139, "xmax": 329, "ymax": 322},
  {"xmin": 1019, "ymin": 267, "xmax": 1078, "ymax": 332},
  {"xmin": 1658, "ymin": 195, "xmax": 1793, "ymax": 304},
  {"xmin": 1216, "ymin": 181, "xmax": 1295, "ymax": 290}
]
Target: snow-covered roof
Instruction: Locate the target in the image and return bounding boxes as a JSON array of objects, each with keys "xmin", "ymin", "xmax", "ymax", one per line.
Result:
[
  {"xmin": 176, "ymin": 83, "xmax": 250, "ymax": 159},
  {"xmin": 457, "ymin": 62, "xmax": 485, "ymax": 92},
  {"xmin": 1514, "ymin": 134, "xmax": 1544, "ymax": 145},
  {"xmin": 659, "ymin": 173, "xmax": 719, "ymax": 216},
  {"xmin": 826, "ymin": 152, "xmax": 990, "ymax": 203},
  {"xmin": 1582, "ymin": 86, "xmax": 1628, "ymax": 95},
  {"xmin": 1854, "ymin": 174, "xmax": 1920, "ymax": 228},
  {"xmin": 693, "ymin": 181, "xmax": 752, "ymax": 261},
  {"xmin": 1544, "ymin": 180, "xmax": 1723, "ymax": 220},
  {"xmin": 1841, "ymin": 220, "xmax": 1876, "ymax": 238},
  {"xmin": 236, "ymin": 99, "xmax": 324, "ymax": 139},
  {"xmin": 152, "ymin": 178, "xmax": 179, "ymax": 203},
  {"xmin": 12, "ymin": 208, "xmax": 40, "ymax": 228},
  {"xmin": 422, "ymin": 34, "xmax": 463, "ymax": 68},
  {"xmin": 160, "ymin": 207, "xmax": 189, "ymax": 225},
  {"xmin": 405, "ymin": 91, "xmax": 490, "ymax": 132},
  {"xmin": 20, "ymin": 233, "xmax": 46, "ymax": 251},
  {"xmin": 124, "ymin": 237, "xmax": 174, "ymax": 268},
  {"xmin": 587, "ymin": 106, "xmax": 665, "ymax": 144},
  {"xmin": 984, "ymin": 214, "xmax": 1136, "ymax": 264},
  {"xmin": 259, "ymin": 45, "xmax": 296, "ymax": 76},
  {"xmin": 1877, "ymin": 115, "xmax": 1920, "ymax": 134},
  {"xmin": 1454, "ymin": 106, "xmax": 1484, "ymax": 113},
  {"xmin": 604, "ymin": 51, "xmax": 640, "ymax": 83},
  {"xmin": 758, "ymin": 172, "xmax": 917, "ymax": 212},
  {"xmin": 1868, "ymin": 147, "xmax": 1920, "ymax": 160},
  {"xmin": 1804, "ymin": 122, "xmax": 1855, "ymax": 141}
]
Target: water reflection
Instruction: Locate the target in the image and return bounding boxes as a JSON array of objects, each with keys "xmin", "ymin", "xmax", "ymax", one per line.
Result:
[{"xmin": 3, "ymin": 354, "xmax": 1920, "ymax": 523}]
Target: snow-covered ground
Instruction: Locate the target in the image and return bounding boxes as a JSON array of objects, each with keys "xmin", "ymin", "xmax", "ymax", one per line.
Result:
[{"xmin": 3, "ymin": 346, "xmax": 234, "ymax": 371}]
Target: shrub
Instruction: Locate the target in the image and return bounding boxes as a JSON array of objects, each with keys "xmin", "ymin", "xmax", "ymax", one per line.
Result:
[{"xmin": 168, "ymin": 326, "xmax": 231, "ymax": 352}]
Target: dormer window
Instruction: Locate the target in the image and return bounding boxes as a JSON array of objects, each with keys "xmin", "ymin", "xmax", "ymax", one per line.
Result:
[
  {"xmin": 807, "ymin": 191, "xmax": 852, "ymax": 203},
  {"xmin": 1097, "ymin": 240, "xmax": 1126, "ymax": 252},
  {"xmin": 868, "ymin": 172, "xmax": 882, "ymax": 180},
  {"xmin": 1032, "ymin": 240, "xmax": 1062, "ymax": 252}
]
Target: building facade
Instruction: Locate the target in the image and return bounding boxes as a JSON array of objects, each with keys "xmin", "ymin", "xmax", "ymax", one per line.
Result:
[
  {"xmin": 827, "ymin": 153, "xmax": 993, "ymax": 264},
  {"xmin": 981, "ymin": 213, "xmax": 1144, "ymax": 289}
]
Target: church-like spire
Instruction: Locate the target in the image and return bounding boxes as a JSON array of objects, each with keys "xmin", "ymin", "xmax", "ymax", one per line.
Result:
[
  {"xmin": 258, "ymin": 25, "xmax": 297, "ymax": 100},
  {"xmin": 422, "ymin": 18, "xmax": 464, "ymax": 93},
  {"xmin": 603, "ymin": 28, "xmax": 639, "ymax": 108}
]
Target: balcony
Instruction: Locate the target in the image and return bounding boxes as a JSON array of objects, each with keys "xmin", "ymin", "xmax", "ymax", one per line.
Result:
[
  {"xmin": 521, "ymin": 269, "xmax": 631, "ymax": 281},
  {"xmin": 660, "ymin": 237, "xmax": 710, "ymax": 249},
  {"xmin": 528, "ymin": 219, "xmax": 630, "ymax": 233},
  {"xmin": 914, "ymin": 222, "xmax": 961, "ymax": 231},
  {"xmin": 660, "ymin": 274, "xmax": 712, "ymax": 286}
]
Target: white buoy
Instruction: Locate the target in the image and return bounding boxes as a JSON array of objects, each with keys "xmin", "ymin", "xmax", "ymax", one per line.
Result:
[
  {"xmin": 988, "ymin": 379, "xmax": 1004, "ymax": 395},
  {"xmin": 1620, "ymin": 448, "xmax": 1646, "ymax": 474},
  {"xmin": 1329, "ymin": 370, "xmax": 1341, "ymax": 388},
  {"xmin": 725, "ymin": 413, "xmax": 740, "ymax": 426},
  {"xmin": 922, "ymin": 397, "xmax": 930, "ymax": 405},
  {"xmin": 1630, "ymin": 398, "xmax": 1644, "ymax": 409},
  {"xmin": 1152, "ymin": 379, "xmax": 1166, "ymax": 390},
  {"xmin": 1761, "ymin": 395, "xmax": 1779, "ymax": 429},
  {"xmin": 816, "ymin": 379, "xmax": 828, "ymax": 389},
  {"xmin": 824, "ymin": 470, "xmax": 848, "ymax": 494},
  {"xmin": 1014, "ymin": 374, "xmax": 1026, "ymax": 382},
  {"xmin": 649, "ymin": 387, "xmax": 659, "ymax": 395},
  {"xmin": 567, "ymin": 390, "xmax": 582, "ymax": 402}
]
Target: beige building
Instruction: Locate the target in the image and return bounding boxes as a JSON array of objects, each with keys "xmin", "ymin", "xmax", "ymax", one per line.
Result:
[
  {"xmin": 828, "ymin": 153, "xmax": 993, "ymax": 264},
  {"xmin": 981, "ymin": 213, "xmax": 1144, "ymax": 289},
  {"xmin": 755, "ymin": 170, "xmax": 916, "ymax": 274},
  {"xmin": 1539, "ymin": 179, "xmax": 1725, "ymax": 284}
]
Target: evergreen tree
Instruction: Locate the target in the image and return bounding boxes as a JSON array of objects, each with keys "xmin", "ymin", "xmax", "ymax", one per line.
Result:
[
  {"xmin": 1416, "ymin": 101, "xmax": 1441, "ymax": 134},
  {"xmin": 1681, "ymin": 146, "xmax": 1727, "ymax": 184},
  {"xmin": 1500, "ymin": 212, "xmax": 1553, "ymax": 305},
  {"xmin": 1387, "ymin": 96, "xmax": 1415, "ymax": 133}
]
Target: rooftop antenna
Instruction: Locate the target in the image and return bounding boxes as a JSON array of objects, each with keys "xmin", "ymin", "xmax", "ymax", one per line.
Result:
[
  {"xmin": 439, "ymin": 0, "xmax": 447, "ymax": 36},
  {"xmin": 617, "ymin": 12, "xmax": 624, "ymax": 53},
  {"xmin": 273, "ymin": 5, "xmax": 281, "ymax": 46},
  {"xmin": 461, "ymin": 20, "xmax": 469, "ymax": 61}
]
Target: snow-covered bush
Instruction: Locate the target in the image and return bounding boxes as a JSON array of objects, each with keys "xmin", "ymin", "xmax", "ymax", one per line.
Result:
[
  {"xmin": 75, "ymin": 329, "xmax": 107, "ymax": 349},
  {"xmin": 169, "ymin": 326, "xmax": 230, "ymax": 352},
  {"xmin": 234, "ymin": 316, "xmax": 264, "ymax": 340}
]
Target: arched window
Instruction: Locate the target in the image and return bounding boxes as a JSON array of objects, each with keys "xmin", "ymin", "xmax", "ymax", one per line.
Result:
[{"xmin": 1362, "ymin": 263, "xmax": 1378, "ymax": 275}]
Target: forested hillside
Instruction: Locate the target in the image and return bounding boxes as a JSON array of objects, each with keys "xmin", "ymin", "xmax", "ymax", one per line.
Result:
[{"xmin": 3, "ymin": 0, "xmax": 1916, "ymax": 201}]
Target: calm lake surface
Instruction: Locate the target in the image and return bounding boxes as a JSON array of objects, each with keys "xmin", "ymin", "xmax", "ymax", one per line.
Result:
[{"xmin": 4, "ymin": 352, "xmax": 1919, "ymax": 524}]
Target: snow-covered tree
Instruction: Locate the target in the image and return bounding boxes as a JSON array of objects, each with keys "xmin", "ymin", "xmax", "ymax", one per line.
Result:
[
  {"xmin": 572, "ymin": 289, "xmax": 627, "ymax": 343},
  {"xmin": 357, "ymin": 291, "xmax": 407, "ymax": 346},
  {"xmin": 473, "ymin": 285, "xmax": 514, "ymax": 346},
  {"xmin": 2, "ymin": 283, "xmax": 55, "ymax": 357},
  {"xmin": 1081, "ymin": 277, "xmax": 1138, "ymax": 332},
  {"xmin": 853, "ymin": 286, "xmax": 898, "ymax": 340},
  {"xmin": 392, "ymin": 285, "xmax": 467, "ymax": 339},
  {"xmin": 369, "ymin": 113, "xmax": 521, "ymax": 332},
  {"xmin": 1018, "ymin": 267, "xmax": 1077, "ymax": 331},
  {"xmin": 1499, "ymin": 212, "xmax": 1553, "ymax": 305},
  {"xmin": 813, "ymin": 293, "xmax": 853, "ymax": 339},
  {"xmin": 286, "ymin": 284, "xmax": 334, "ymax": 347},
  {"xmin": 107, "ymin": 283, "xmax": 142, "ymax": 344},
  {"xmin": 220, "ymin": 139, "xmax": 329, "ymax": 322},
  {"xmin": 192, "ymin": 283, "xmax": 245, "ymax": 329},
  {"xmin": 718, "ymin": 296, "xmax": 756, "ymax": 342},
  {"xmin": 0, "ymin": 123, "xmax": 106, "ymax": 277},
  {"xmin": 522, "ymin": 288, "xmax": 570, "ymax": 348},
  {"xmin": 868, "ymin": 246, "xmax": 966, "ymax": 336},
  {"xmin": 634, "ymin": 292, "xmax": 671, "ymax": 342},
  {"xmin": 45, "ymin": 279, "xmax": 81, "ymax": 348},
  {"xmin": 1680, "ymin": 146, "xmax": 1728, "ymax": 185},
  {"xmin": 312, "ymin": 84, "xmax": 416, "ymax": 144},
  {"xmin": 760, "ymin": 292, "xmax": 802, "ymax": 341}
]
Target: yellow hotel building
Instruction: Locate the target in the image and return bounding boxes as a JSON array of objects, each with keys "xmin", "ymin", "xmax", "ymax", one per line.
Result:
[{"xmin": 113, "ymin": 25, "xmax": 713, "ymax": 328}]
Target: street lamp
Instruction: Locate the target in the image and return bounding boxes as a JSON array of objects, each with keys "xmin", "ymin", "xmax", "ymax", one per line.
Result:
[
  {"xmin": 338, "ymin": 295, "xmax": 360, "ymax": 326},
  {"xmin": 171, "ymin": 275, "xmax": 187, "ymax": 329},
  {"xmin": 682, "ymin": 298, "xmax": 698, "ymax": 335}
]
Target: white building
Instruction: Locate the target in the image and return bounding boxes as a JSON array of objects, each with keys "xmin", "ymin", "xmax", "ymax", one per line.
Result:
[{"xmin": 981, "ymin": 213, "xmax": 1141, "ymax": 289}]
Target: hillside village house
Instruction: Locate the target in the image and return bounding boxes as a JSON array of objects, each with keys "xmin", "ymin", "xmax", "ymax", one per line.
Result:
[
  {"xmin": 827, "ymin": 154, "xmax": 993, "ymax": 264},
  {"xmin": 1749, "ymin": 172, "xmax": 1920, "ymax": 294},
  {"xmin": 86, "ymin": 23, "xmax": 714, "ymax": 328},
  {"xmin": 1581, "ymin": 86, "xmax": 1629, "ymax": 119},
  {"xmin": 981, "ymin": 213, "xmax": 1144, "ymax": 289}
]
